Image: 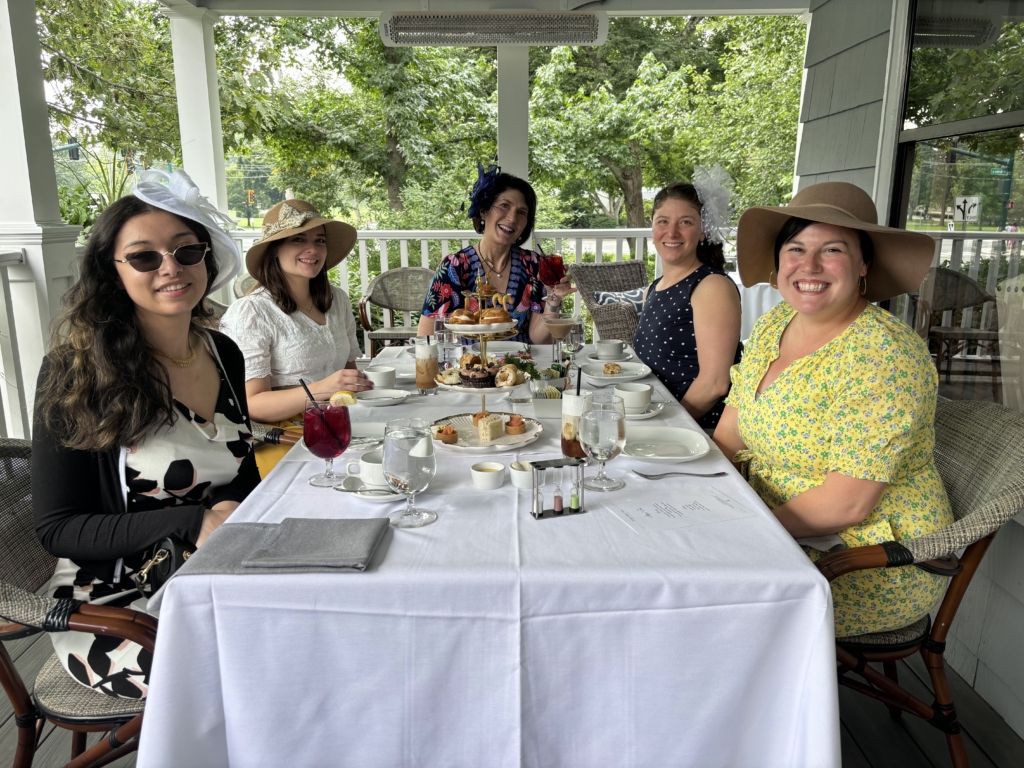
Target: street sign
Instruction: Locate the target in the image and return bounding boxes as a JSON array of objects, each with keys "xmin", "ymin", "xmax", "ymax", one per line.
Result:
[
  {"xmin": 991, "ymin": 167, "xmax": 1010, "ymax": 176},
  {"xmin": 954, "ymin": 196, "xmax": 980, "ymax": 223}
]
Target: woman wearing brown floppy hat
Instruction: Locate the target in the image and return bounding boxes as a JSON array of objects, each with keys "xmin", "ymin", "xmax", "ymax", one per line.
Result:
[
  {"xmin": 221, "ymin": 200, "xmax": 369, "ymax": 474},
  {"xmin": 713, "ymin": 181, "xmax": 953, "ymax": 638}
]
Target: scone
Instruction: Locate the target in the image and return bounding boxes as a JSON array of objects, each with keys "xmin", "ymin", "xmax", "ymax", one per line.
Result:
[
  {"xmin": 459, "ymin": 353, "xmax": 481, "ymax": 368},
  {"xmin": 478, "ymin": 414, "xmax": 505, "ymax": 443},
  {"xmin": 603, "ymin": 362, "xmax": 622, "ymax": 375},
  {"xmin": 438, "ymin": 368, "xmax": 461, "ymax": 385},
  {"xmin": 495, "ymin": 365, "xmax": 518, "ymax": 387}
]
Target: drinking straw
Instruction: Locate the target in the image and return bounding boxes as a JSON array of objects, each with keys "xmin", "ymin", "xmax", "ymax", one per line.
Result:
[
  {"xmin": 299, "ymin": 377, "xmax": 345, "ymax": 447},
  {"xmin": 576, "ymin": 363, "xmax": 582, "ymax": 396}
]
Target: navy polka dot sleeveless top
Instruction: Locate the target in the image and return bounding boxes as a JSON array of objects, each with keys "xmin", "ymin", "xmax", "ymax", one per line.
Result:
[{"xmin": 633, "ymin": 263, "xmax": 741, "ymax": 430}]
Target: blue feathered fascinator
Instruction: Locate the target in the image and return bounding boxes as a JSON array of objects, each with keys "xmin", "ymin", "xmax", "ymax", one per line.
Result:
[{"xmin": 466, "ymin": 161, "xmax": 501, "ymax": 220}]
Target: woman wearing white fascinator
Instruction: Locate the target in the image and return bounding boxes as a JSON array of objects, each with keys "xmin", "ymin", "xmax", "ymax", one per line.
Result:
[{"xmin": 32, "ymin": 170, "xmax": 259, "ymax": 699}]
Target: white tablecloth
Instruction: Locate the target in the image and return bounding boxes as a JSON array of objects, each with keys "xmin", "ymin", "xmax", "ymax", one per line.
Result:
[{"xmin": 138, "ymin": 349, "xmax": 839, "ymax": 768}]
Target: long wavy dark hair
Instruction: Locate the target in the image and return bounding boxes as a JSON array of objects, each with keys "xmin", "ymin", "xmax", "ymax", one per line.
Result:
[
  {"xmin": 651, "ymin": 182, "xmax": 726, "ymax": 271},
  {"xmin": 34, "ymin": 196, "xmax": 219, "ymax": 452},
  {"xmin": 470, "ymin": 173, "xmax": 537, "ymax": 247},
  {"xmin": 250, "ymin": 237, "xmax": 334, "ymax": 315}
]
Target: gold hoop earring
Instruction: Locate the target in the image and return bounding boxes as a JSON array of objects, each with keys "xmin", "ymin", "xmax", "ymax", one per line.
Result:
[
  {"xmin": 860, "ymin": 276, "xmax": 868, "ymax": 296},
  {"xmin": 768, "ymin": 270, "xmax": 778, "ymax": 289}
]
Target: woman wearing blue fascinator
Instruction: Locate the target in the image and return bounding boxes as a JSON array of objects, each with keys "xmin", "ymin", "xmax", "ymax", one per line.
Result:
[{"xmin": 417, "ymin": 163, "xmax": 575, "ymax": 343}]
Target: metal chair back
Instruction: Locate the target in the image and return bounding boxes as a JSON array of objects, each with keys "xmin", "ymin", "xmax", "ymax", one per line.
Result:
[
  {"xmin": 0, "ymin": 439, "xmax": 55, "ymax": 595},
  {"xmin": 364, "ymin": 267, "xmax": 434, "ymax": 314}
]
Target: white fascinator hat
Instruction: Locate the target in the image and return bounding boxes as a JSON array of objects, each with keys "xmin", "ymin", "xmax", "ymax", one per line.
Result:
[{"xmin": 132, "ymin": 169, "xmax": 241, "ymax": 293}]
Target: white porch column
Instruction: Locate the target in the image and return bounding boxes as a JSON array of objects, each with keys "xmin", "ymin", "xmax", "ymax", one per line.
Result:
[
  {"xmin": 0, "ymin": 0, "xmax": 81, "ymax": 436},
  {"xmin": 163, "ymin": 6, "xmax": 228, "ymax": 212},
  {"xmin": 497, "ymin": 46, "xmax": 530, "ymax": 181}
]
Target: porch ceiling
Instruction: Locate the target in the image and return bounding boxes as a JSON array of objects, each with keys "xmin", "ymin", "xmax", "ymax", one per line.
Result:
[{"xmin": 159, "ymin": 0, "xmax": 809, "ymax": 18}]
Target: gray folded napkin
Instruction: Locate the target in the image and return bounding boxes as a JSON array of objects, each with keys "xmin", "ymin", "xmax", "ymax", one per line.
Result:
[{"xmin": 241, "ymin": 517, "xmax": 390, "ymax": 571}]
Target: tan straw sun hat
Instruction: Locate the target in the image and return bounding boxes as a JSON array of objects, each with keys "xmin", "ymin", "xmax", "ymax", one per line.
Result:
[
  {"xmin": 736, "ymin": 182, "xmax": 935, "ymax": 302},
  {"xmin": 245, "ymin": 200, "xmax": 357, "ymax": 276}
]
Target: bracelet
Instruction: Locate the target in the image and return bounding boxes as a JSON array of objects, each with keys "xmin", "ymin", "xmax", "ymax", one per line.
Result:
[{"xmin": 545, "ymin": 293, "xmax": 563, "ymax": 307}]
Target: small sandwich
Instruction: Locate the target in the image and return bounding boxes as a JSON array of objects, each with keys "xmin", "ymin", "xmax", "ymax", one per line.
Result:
[
  {"xmin": 505, "ymin": 415, "xmax": 526, "ymax": 435},
  {"xmin": 437, "ymin": 425, "xmax": 459, "ymax": 444},
  {"xmin": 478, "ymin": 413, "xmax": 505, "ymax": 443},
  {"xmin": 603, "ymin": 362, "xmax": 622, "ymax": 375},
  {"xmin": 471, "ymin": 410, "xmax": 491, "ymax": 427}
]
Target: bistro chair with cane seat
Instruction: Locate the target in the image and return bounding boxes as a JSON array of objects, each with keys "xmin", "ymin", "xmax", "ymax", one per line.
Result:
[
  {"xmin": 814, "ymin": 400, "xmax": 1024, "ymax": 768},
  {"xmin": 0, "ymin": 438, "xmax": 156, "ymax": 768},
  {"xmin": 358, "ymin": 267, "xmax": 434, "ymax": 358},
  {"xmin": 568, "ymin": 260, "xmax": 648, "ymax": 342}
]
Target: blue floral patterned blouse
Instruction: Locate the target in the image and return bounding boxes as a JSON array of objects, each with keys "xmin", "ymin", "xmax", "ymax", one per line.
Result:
[{"xmin": 420, "ymin": 245, "xmax": 545, "ymax": 343}]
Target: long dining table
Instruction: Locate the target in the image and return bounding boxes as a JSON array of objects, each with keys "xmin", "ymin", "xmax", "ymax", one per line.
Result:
[{"xmin": 136, "ymin": 345, "xmax": 840, "ymax": 768}]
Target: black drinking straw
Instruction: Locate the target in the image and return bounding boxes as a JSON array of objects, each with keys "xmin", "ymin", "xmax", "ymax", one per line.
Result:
[
  {"xmin": 576, "ymin": 362, "xmax": 582, "ymax": 396},
  {"xmin": 299, "ymin": 377, "xmax": 345, "ymax": 447}
]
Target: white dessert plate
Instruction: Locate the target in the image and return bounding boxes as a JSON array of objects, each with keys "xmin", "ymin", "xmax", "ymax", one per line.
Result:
[
  {"xmin": 581, "ymin": 362, "xmax": 652, "ymax": 385},
  {"xmin": 431, "ymin": 413, "xmax": 542, "ymax": 452},
  {"xmin": 348, "ymin": 422, "xmax": 386, "ymax": 449},
  {"xmin": 584, "ymin": 351, "xmax": 634, "ymax": 364},
  {"xmin": 623, "ymin": 402, "xmax": 667, "ymax": 421},
  {"xmin": 623, "ymin": 426, "xmax": 709, "ymax": 463},
  {"xmin": 333, "ymin": 475, "xmax": 403, "ymax": 502},
  {"xmin": 471, "ymin": 340, "xmax": 528, "ymax": 354},
  {"xmin": 354, "ymin": 389, "xmax": 409, "ymax": 407},
  {"xmin": 445, "ymin": 321, "xmax": 515, "ymax": 334}
]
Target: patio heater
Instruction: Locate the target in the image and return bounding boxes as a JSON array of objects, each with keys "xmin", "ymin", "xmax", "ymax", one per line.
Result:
[{"xmin": 379, "ymin": 11, "xmax": 609, "ymax": 47}]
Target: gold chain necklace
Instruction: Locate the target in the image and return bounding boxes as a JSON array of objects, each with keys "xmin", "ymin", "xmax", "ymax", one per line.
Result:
[{"xmin": 152, "ymin": 334, "xmax": 197, "ymax": 368}]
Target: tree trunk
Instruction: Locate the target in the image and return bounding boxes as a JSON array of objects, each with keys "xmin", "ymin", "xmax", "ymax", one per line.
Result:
[
  {"xmin": 384, "ymin": 121, "xmax": 406, "ymax": 211},
  {"xmin": 599, "ymin": 143, "xmax": 646, "ymax": 260}
]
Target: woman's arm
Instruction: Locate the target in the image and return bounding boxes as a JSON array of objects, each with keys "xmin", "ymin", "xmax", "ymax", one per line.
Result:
[
  {"xmin": 711, "ymin": 405, "xmax": 747, "ymax": 466},
  {"xmin": 771, "ymin": 473, "xmax": 887, "ymax": 538},
  {"xmin": 246, "ymin": 366, "xmax": 370, "ymax": 423},
  {"xmin": 681, "ymin": 275, "xmax": 741, "ymax": 419}
]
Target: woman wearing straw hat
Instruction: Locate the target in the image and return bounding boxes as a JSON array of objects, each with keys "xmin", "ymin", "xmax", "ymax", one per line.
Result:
[
  {"xmin": 713, "ymin": 182, "xmax": 952, "ymax": 637},
  {"xmin": 221, "ymin": 200, "xmax": 369, "ymax": 475}
]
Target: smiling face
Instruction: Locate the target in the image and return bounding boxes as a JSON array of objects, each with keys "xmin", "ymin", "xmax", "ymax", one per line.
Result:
[
  {"xmin": 651, "ymin": 198, "xmax": 703, "ymax": 267},
  {"xmin": 481, "ymin": 189, "xmax": 529, "ymax": 248},
  {"xmin": 274, "ymin": 225, "xmax": 328, "ymax": 280},
  {"xmin": 777, "ymin": 222, "xmax": 868, "ymax": 320},
  {"xmin": 113, "ymin": 210, "xmax": 208, "ymax": 321}
]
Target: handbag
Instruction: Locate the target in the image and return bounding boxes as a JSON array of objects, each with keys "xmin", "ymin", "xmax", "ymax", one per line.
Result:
[{"xmin": 135, "ymin": 536, "xmax": 196, "ymax": 595}]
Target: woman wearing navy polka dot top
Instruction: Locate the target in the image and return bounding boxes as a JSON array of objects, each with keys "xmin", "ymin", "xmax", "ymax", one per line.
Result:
[{"xmin": 633, "ymin": 182, "xmax": 742, "ymax": 430}]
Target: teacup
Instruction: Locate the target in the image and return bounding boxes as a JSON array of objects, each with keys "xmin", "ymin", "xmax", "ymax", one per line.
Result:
[
  {"xmin": 363, "ymin": 366, "xmax": 396, "ymax": 388},
  {"xmin": 596, "ymin": 339, "xmax": 626, "ymax": 359},
  {"xmin": 613, "ymin": 382, "xmax": 652, "ymax": 414},
  {"xmin": 510, "ymin": 461, "xmax": 534, "ymax": 489},
  {"xmin": 346, "ymin": 449, "xmax": 387, "ymax": 489},
  {"xmin": 471, "ymin": 462, "xmax": 506, "ymax": 490}
]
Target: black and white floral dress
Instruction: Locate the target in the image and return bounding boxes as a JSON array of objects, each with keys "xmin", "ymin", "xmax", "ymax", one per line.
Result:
[{"xmin": 45, "ymin": 336, "xmax": 256, "ymax": 699}]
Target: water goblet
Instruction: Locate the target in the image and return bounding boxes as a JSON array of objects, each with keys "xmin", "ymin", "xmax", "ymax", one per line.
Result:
[
  {"xmin": 561, "ymin": 320, "xmax": 585, "ymax": 383},
  {"xmin": 383, "ymin": 418, "xmax": 438, "ymax": 528},
  {"xmin": 580, "ymin": 397, "xmax": 626, "ymax": 492},
  {"xmin": 303, "ymin": 395, "xmax": 352, "ymax": 487}
]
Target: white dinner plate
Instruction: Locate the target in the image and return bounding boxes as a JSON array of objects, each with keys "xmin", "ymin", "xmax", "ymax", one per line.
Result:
[
  {"xmin": 355, "ymin": 389, "xmax": 409, "ymax": 407},
  {"xmin": 581, "ymin": 361, "xmax": 652, "ymax": 385},
  {"xmin": 333, "ymin": 475, "xmax": 403, "ymax": 503},
  {"xmin": 431, "ymin": 413, "xmax": 542, "ymax": 452},
  {"xmin": 445, "ymin": 321, "xmax": 515, "ymax": 335},
  {"xmin": 623, "ymin": 425, "xmax": 709, "ymax": 463},
  {"xmin": 584, "ymin": 351, "xmax": 634, "ymax": 364},
  {"xmin": 623, "ymin": 402, "xmax": 667, "ymax": 421},
  {"xmin": 348, "ymin": 422, "xmax": 386, "ymax": 450},
  {"xmin": 471, "ymin": 340, "xmax": 528, "ymax": 355}
]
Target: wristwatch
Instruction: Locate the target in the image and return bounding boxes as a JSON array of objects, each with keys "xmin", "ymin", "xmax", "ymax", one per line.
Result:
[{"xmin": 545, "ymin": 293, "xmax": 563, "ymax": 308}]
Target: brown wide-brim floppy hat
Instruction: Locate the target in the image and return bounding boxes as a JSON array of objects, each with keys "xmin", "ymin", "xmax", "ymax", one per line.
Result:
[
  {"xmin": 736, "ymin": 182, "xmax": 935, "ymax": 302},
  {"xmin": 245, "ymin": 199, "xmax": 357, "ymax": 276}
]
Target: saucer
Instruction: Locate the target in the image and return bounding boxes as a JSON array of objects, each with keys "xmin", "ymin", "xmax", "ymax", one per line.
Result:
[
  {"xmin": 584, "ymin": 351, "xmax": 633, "ymax": 364},
  {"xmin": 334, "ymin": 475, "xmax": 403, "ymax": 502},
  {"xmin": 624, "ymin": 402, "xmax": 666, "ymax": 421}
]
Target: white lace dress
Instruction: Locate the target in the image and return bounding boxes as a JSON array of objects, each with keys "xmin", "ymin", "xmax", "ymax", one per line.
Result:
[{"xmin": 220, "ymin": 286, "xmax": 360, "ymax": 386}]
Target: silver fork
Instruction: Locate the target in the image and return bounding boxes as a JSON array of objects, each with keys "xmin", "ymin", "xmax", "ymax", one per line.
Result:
[{"xmin": 632, "ymin": 470, "xmax": 728, "ymax": 479}]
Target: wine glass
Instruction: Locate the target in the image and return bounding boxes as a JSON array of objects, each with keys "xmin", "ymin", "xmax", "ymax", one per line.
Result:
[
  {"xmin": 383, "ymin": 418, "xmax": 438, "ymax": 528},
  {"xmin": 580, "ymin": 397, "xmax": 626, "ymax": 492},
  {"xmin": 538, "ymin": 254, "xmax": 567, "ymax": 287},
  {"xmin": 303, "ymin": 395, "xmax": 352, "ymax": 487},
  {"xmin": 543, "ymin": 309, "xmax": 575, "ymax": 369}
]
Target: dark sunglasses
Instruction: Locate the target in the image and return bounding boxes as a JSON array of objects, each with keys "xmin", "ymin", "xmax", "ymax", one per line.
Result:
[{"xmin": 114, "ymin": 243, "xmax": 210, "ymax": 273}]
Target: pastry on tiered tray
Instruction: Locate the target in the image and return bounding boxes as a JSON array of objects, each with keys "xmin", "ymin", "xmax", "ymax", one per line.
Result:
[
  {"xmin": 449, "ymin": 309, "xmax": 478, "ymax": 325},
  {"xmin": 477, "ymin": 413, "xmax": 505, "ymax": 443},
  {"xmin": 437, "ymin": 368, "xmax": 461, "ymax": 385},
  {"xmin": 434, "ymin": 425, "xmax": 459, "ymax": 444},
  {"xmin": 479, "ymin": 294, "xmax": 513, "ymax": 325},
  {"xmin": 460, "ymin": 363, "xmax": 496, "ymax": 389},
  {"xmin": 505, "ymin": 415, "xmax": 526, "ymax": 435},
  {"xmin": 494, "ymin": 364, "xmax": 519, "ymax": 388},
  {"xmin": 471, "ymin": 411, "xmax": 491, "ymax": 426}
]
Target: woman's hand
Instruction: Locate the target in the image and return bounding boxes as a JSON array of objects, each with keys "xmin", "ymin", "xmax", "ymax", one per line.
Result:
[
  {"xmin": 197, "ymin": 501, "xmax": 239, "ymax": 547},
  {"xmin": 313, "ymin": 368, "xmax": 373, "ymax": 394},
  {"xmin": 549, "ymin": 275, "xmax": 576, "ymax": 300}
]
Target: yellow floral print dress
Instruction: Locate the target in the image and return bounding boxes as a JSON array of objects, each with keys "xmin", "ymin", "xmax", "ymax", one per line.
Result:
[{"xmin": 726, "ymin": 302, "xmax": 952, "ymax": 637}]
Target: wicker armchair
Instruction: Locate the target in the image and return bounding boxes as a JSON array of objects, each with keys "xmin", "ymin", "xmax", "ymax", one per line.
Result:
[
  {"xmin": 815, "ymin": 400, "xmax": 1024, "ymax": 768},
  {"xmin": 0, "ymin": 439, "xmax": 156, "ymax": 768},
  {"xmin": 358, "ymin": 267, "xmax": 434, "ymax": 358},
  {"xmin": 568, "ymin": 261, "xmax": 648, "ymax": 342},
  {"xmin": 233, "ymin": 272, "xmax": 257, "ymax": 299}
]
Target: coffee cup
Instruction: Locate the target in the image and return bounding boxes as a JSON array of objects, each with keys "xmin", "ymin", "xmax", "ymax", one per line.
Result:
[
  {"xmin": 471, "ymin": 461, "xmax": 506, "ymax": 490},
  {"xmin": 596, "ymin": 339, "xmax": 625, "ymax": 359},
  {"xmin": 364, "ymin": 366, "xmax": 396, "ymax": 388},
  {"xmin": 614, "ymin": 382, "xmax": 652, "ymax": 414},
  {"xmin": 510, "ymin": 460, "xmax": 534, "ymax": 489},
  {"xmin": 346, "ymin": 449, "xmax": 387, "ymax": 488}
]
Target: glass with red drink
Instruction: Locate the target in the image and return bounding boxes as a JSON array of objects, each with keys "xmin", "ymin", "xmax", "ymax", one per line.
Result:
[
  {"xmin": 539, "ymin": 255, "xmax": 567, "ymax": 286},
  {"xmin": 303, "ymin": 395, "xmax": 352, "ymax": 487}
]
